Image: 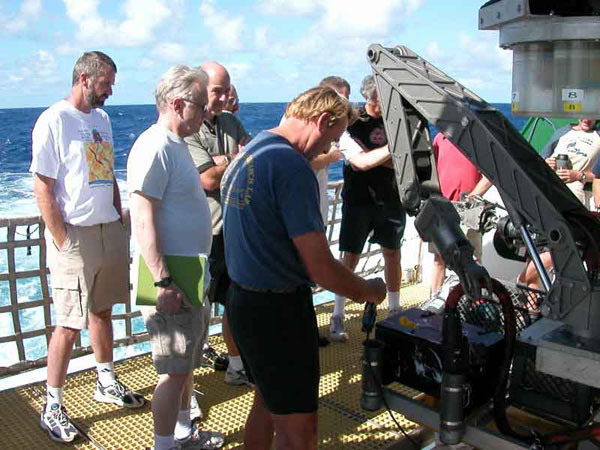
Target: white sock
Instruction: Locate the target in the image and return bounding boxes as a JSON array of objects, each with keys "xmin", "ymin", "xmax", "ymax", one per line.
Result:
[
  {"xmin": 190, "ymin": 394, "xmax": 199, "ymax": 410},
  {"xmin": 388, "ymin": 291, "xmax": 400, "ymax": 311},
  {"xmin": 46, "ymin": 384, "xmax": 63, "ymax": 407},
  {"xmin": 333, "ymin": 294, "xmax": 345, "ymax": 318},
  {"xmin": 154, "ymin": 433, "xmax": 175, "ymax": 450},
  {"xmin": 96, "ymin": 361, "xmax": 116, "ymax": 386},
  {"xmin": 174, "ymin": 409, "xmax": 193, "ymax": 441},
  {"xmin": 228, "ymin": 355, "xmax": 243, "ymax": 372}
]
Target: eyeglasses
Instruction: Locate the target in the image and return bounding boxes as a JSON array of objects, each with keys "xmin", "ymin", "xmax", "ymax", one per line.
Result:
[{"xmin": 180, "ymin": 97, "xmax": 210, "ymax": 115}]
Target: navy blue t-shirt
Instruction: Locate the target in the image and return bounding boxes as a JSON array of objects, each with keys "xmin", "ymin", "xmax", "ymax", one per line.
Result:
[{"xmin": 221, "ymin": 131, "xmax": 324, "ymax": 289}]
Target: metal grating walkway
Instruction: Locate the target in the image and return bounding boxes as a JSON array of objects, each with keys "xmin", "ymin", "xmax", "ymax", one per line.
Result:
[{"xmin": 0, "ymin": 283, "xmax": 430, "ymax": 450}]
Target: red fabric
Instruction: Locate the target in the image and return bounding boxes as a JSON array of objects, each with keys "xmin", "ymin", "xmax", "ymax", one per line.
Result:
[{"xmin": 433, "ymin": 132, "xmax": 481, "ymax": 201}]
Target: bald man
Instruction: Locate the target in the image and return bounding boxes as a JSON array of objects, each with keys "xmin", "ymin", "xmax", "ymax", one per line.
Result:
[{"xmin": 185, "ymin": 61, "xmax": 250, "ymax": 388}]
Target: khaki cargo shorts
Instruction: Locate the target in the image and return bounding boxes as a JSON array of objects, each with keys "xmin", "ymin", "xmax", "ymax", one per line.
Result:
[
  {"xmin": 141, "ymin": 299, "xmax": 211, "ymax": 375},
  {"xmin": 46, "ymin": 221, "xmax": 129, "ymax": 330}
]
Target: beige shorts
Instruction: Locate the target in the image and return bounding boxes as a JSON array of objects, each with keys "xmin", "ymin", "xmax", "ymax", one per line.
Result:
[
  {"xmin": 46, "ymin": 221, "xmax": 129, "ymax": 330},
  {"xmin": 428, "ymin": 227, "xmax": 483, "ymax": 261},
  {"xmin": 141, "ymin": 299, "xmax": 211, "ymax": 375}
]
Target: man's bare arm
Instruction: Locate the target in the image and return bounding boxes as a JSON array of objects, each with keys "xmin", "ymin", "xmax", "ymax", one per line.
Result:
[
  {"xmin": 469, "ymin": 176, "xmax": 492, "ymax": 198},
  {"xmin": 347, "ymin": 145, "xmax": 391, "ymax": 171},
  {"xmin": 33, "ymin": 173, "xmax": 67, "ymax": 248},
  {"xmin": 130, "ymin": 193, "xmax": 169, "ymax": 281},
  {"xmin": 293, "ymin": 231, "xmax": 386, "ymax": 304},
  {"xmin": 130, "ymin": 192, "xmax": 188, "ymax": 313},
  {"xmin": 199, "ymin": 159, "xmax": 228, "ymax": 191},
  {"xmin": 594, "ymin": 178, "xmax": 600, "ymax": 211},
  {"xmin": 113, "ymin": 177, "xmax": 123, "ymax": 222},
  {"xmin": 311, "ymin": 146, "xmax": 342, "ymax": 170}
]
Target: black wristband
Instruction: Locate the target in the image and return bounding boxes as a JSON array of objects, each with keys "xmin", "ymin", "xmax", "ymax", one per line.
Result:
[{"xmin": 154, "ymin": 276, "xmax": 173, "ymax": 288}]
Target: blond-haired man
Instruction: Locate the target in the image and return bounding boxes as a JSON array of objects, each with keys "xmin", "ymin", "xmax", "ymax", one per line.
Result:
[{"xmin": 221, "ymin": 86, "xmax": 386, "ymax": 450}]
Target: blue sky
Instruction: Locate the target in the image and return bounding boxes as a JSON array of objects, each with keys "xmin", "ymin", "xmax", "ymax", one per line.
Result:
[{"xmin": 0, "ymin": 0, "xmax": 513, "ymax": 108}]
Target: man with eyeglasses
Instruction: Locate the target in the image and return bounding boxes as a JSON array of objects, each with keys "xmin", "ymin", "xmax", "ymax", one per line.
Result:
[
  {"xmin": 224, "ymin": 84, "xmax": 240, "ymax": 115},
  {"xmin": 128, "ymin": 65, "xmax": 225, "ymax": 450},
  {"xmin": 185, "ymin": 61, "xmax": 250, "ymax": 388}
]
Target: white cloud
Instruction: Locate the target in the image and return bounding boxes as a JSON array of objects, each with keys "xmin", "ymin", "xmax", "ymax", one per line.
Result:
[
  {"xmin": 422, "ymin": 32, "xmax": 512, "ymax": 101},
  {"xmin": 425, "ymin": 41, "xmax": 441, "ymax": 60},
  {"xmin": 0, "ymin": 49, "xmax": 60, "ymax": 93},
  {"xmin": 62, "ymin": 0, "xmax": 172, "ymax": 47},
  {"xmin": 247, "ymin": 0, "xmax": 425, "ymax": 86},
  {"xmin": 223, "ymin": 62, "xmax": 252, "ymax": 83},
  {"xmin": 55, "ymin": 42, "xmax": 84, "ymax": 57},
  {"xmin": 152, "ymin": 42, "xmax": 187, "ymax": 63},
  {"xmin": 259, "ymin": 0, "xmax": 317, "ymax": 16},
  {"xmin": 458, "ymin": 32, "xmax": 512, "ymax": 74},
  {"xmin": 34, "ymin": 50, "xmax": 57, "ymax": 77},
  {"xmin": 319, "ymin": 0, "xmax": 424, "ymax": 37},
  {"xmin": 254, "ymin": 25, "xmax": 269, "ymax": 50},
  {"xmin": 119, "ymin": 0, "xmax": 171, "ymax": 46},
  {"xmin": 259, "ymin": 0, "xmax": 423, "ymax": 37},
  {"xmin": 140, "ymin": 58, "xmax": 156, "ymax": 70},
  {"xmin": 9, "ymin": 74, "xmax": 24, "ymax": 83},
  {"xmin": 199, "ymin": 0, "xmax": 245, "ymax": 51},
  {"xmin": 3, "ymin": 0, "xmax": 42, "ymax": 34}
]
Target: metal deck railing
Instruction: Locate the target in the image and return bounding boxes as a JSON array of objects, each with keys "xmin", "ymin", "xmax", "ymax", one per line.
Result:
[{"xmin": 0, "ymin": 181, "xmax": 387, "ymax": 377}]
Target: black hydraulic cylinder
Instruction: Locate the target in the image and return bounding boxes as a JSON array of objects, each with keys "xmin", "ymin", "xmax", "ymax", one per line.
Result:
[
  {"xmin": 360, "ymin": 339, "xmax": 385, "ymax": 411},
  {"xmin": 439, "ymin": 307, "xmax": 469, "ymax": 445}
]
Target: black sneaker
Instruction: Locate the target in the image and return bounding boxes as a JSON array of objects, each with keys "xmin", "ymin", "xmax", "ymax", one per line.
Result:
[
  {"xmin": 317, "ymin": 334, "xmax": 330, "ymax": 347},
  {"xmin": 201, "ymin": 345, "xmax": 229, "ymax": 371},
  {"xmin": 94, "ymin": 377, "xmax": 145, "ymax": 408},
  {"xmin": 40, "ymin": 403, "xmax": 79, "ymax": 443}
]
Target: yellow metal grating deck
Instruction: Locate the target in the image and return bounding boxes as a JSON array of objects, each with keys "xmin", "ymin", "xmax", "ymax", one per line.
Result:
[{"xmin": 0, "ymin": 283, "xmax": 430, "ymax": 450}]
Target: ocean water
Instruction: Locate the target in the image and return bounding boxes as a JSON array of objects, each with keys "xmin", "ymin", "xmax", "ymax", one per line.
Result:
[{"xmin": 0, "ymin": 102, "xmax": 526, "ymax": 369}]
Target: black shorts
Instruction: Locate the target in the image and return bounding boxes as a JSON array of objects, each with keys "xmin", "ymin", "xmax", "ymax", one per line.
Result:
[
  {"xmin": 207, "ymin": 233, "xmax": 231, "ymax": 305},
  {"xmin": 226, "ymin": 283, "xmax": 319, "ymax": 415},
  {"xmin": 339, "ymin": 202, "xmax": 406, "ymax": 254}
]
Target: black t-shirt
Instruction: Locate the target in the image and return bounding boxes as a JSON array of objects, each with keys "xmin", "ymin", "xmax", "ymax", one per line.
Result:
[{"xmin": 342, "ymin": 108, "xmax": 400, "ymax": 206}]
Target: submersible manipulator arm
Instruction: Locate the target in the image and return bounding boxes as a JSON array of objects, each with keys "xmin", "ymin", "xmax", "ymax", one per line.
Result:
[
  {"xmin": 366, "ymin": 44, "xmax": 600, "ymax": 447},
  {"xmin": 367, "ymin": 44, "xmax": 600, "ymax": 339}
]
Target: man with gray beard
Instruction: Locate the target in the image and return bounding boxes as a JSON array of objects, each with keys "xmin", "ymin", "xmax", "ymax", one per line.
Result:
[{"xmin": 31, "ymin": 51, "xmax": 144, "ymax": 444}]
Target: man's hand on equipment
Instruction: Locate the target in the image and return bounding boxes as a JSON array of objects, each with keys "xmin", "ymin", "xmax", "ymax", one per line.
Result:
[{"xmin": 362, "ymin": 278, "xmax": 387, "ymax": 304}]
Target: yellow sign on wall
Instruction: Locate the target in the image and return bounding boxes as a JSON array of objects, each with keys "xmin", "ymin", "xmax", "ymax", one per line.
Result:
[{"xmin": 563, "ymin": 102, "xmax": 583, "ymax": 112}]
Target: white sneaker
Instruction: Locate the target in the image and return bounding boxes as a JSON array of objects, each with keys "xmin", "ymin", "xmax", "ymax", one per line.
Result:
[
  {"xmin": 224, "ymin": 367, "xmax": 252, "ymax": 386},
  {"xmin": 175, "ymin": 429, "xmax": 225, "ymax": 449},
  {"xmin": 190, "ymin": 394, "xmax": 203, "ymax": 421},
  {"xmin": 39, "ymin": 403, "xmax": 79, "ymax": 443},
  {"xmin": 329, "ymin": 315, "xmax": 349, "ymax": 342},
  {"xmin": 94, "ymin": 377, "xmax": 145, "ymax": 408}
]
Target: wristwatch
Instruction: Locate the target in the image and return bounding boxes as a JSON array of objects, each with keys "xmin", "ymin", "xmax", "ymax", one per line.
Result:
[
  {"xmin": 153, "ymin": 276, "xmax": 173, "ymax": 288},
  {"xmin": 579, "ymin": 171, "xmax": 587, "ymax": 183}
]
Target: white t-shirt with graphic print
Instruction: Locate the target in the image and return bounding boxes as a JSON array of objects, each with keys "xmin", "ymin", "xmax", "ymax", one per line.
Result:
[
  {"xmin": 30, "ymin": 100, "xmax": 119, "ymax": 226},
  {"xmin": 547, "ymin": 128, "xmax": 600, "ymax": 202}
]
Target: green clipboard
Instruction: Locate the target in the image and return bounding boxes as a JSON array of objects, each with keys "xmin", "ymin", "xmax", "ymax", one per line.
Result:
[{"xmin": 135, "ymin": 254, "xmax": 206, "ymax": 307}]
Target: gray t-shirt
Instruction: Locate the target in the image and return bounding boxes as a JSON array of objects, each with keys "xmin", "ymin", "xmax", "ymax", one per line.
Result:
[
  {"xmin": 185, "ymin": 112, "xmax": 249, "ymax": 235},
  {"xmin": 127, "ymin": 124, "xmax": 212, "ymax": 257}
]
